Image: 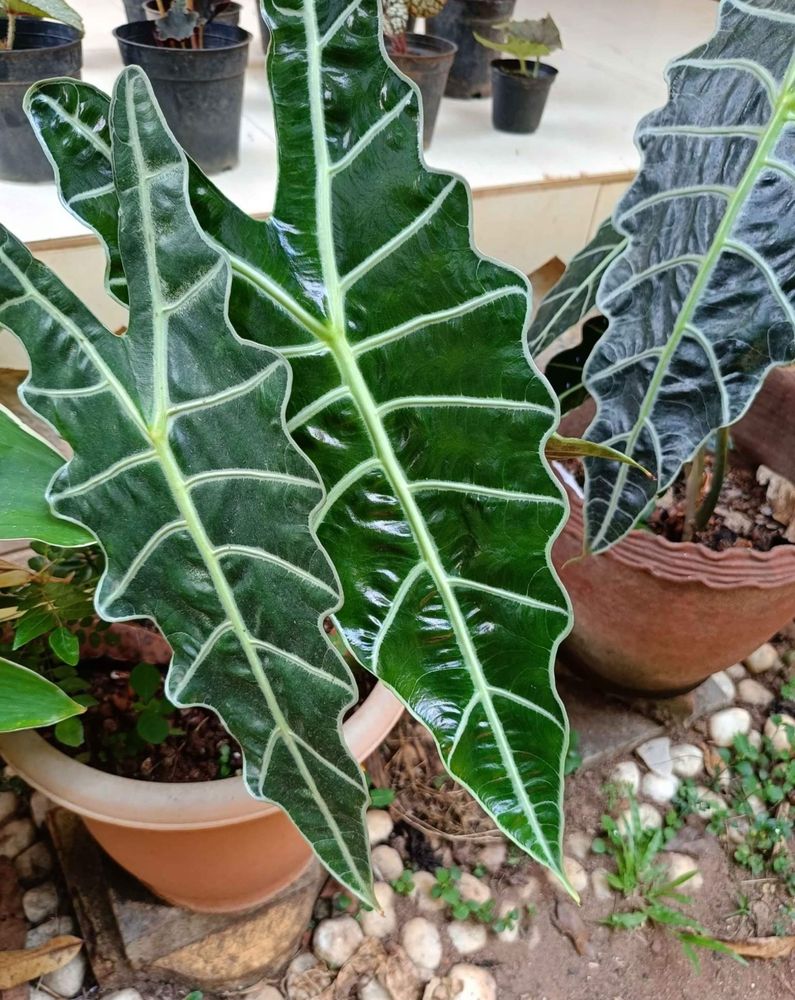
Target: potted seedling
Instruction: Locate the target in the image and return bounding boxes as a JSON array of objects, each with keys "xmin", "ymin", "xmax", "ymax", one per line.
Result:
[
  {"xmin": 528, "ymin": 0, "xmax": 795, "ymax": 694},
  {"xmin": 475, "ymin": 13, "xmax": 561, "ymax": 133},
  {"xmin": 0, "ymin": 0, "xmax": 82, "ymax": 182},
  {"xmin": 114, "ymin": 0, "xmax": 251, "ymax": 173},
  {"xmin": 382, "ymin": 0, "xmax": 457, "ymax": 147},
  {"xmin": 427, "ymin": 0, "xmax": 516, "ymax": 99}
]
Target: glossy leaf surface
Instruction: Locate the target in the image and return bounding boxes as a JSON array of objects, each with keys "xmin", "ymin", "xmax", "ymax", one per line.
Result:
[
  {"xmin": 1, "ymin": 0, "xmax": 83, "ymax": 32},
  {"xmin": 2, "ymin": 67, "xmax": 373, "ymax": 904},
  {"xmin": 0, "ymin": 405, "xmax": 94, "ymax": 546},
  {"xmin": 583, "ymin": 0, "xmax": 795, "ymax": 551},
  {"xmin": 29, "ymin": 0, "xmax": 573, "ymax": 881},
  {"xmin": 0, "ymin": 657, "xmax": 84, "ymax": 733},
  {"xmin": 526, "ymin": 219, "xmax": 624, "ymax": 358}
]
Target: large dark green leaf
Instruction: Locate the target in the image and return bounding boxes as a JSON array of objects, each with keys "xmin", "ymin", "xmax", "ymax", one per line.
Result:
[
  {"xmin": 526, "ymin": 219, "xmax": 625, "ymax": 358},
  {"xmin": 0, "ymin": 405, "xmax": 94, "ymax": 545},
  {"xmin": 0, "ymin": 657, "xmax": 84, "ymax": 733},
  {"xmin": 2, "ymin": 67, "xmax": 374, "ymax": 904},
  {"xmin": 582, "ymin": 0, "xmax": 795, "ymax": 552},
  {"xmin": 27, "ymin": 1, "xmax": 574, "ymax": 882}
]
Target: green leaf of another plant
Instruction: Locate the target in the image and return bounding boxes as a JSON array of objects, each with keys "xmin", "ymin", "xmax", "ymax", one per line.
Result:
[
  {"xmin": 0, "ymin": 406, "xmax": 95, "ymax": 547},
  {"xmin": 26, "ymin": 0, "xmax": 574, "ymax": 889},
  {"xmin": 53, "ymin": 714, "xmax": 84, "ymax": 747},
  {"xmin": 0, "ymin": 656, "xmax": 84, "ymax": 732},
  {"xmin": 582, "ymin": 0, "xmax": 795, "ymax": 552},
  {"xmin": 12, "ymin": 607, "xmax": 57, "ymax": 649},
  {"xmin": 48, "ymin": 626, "xmax": 79, "ymax": 666},
  {"xmin": 136, "ymin": 709, "xmax": 170, "ymax": 745},
  {"xmin": 129, "ymin": 662, "xmax": 161, "ymax": 703},
  {"xmin": 2, "ymin": 67, "xmax": 374, "ymax": 906},
  {"xmin": 2, "ymin": 0, "xmax": 83, "ymax": 33}
]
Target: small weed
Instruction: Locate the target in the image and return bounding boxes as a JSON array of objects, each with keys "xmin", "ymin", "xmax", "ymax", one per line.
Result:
[
  {"xmin": 429, "ymin": 866, "xmax": 515, "ymax": 932},
  {"xmin": 595, "ymin": 793, "xmax": 744, "ymax": 970},
  {"xmin": 565, "ymin": 729, "xmax": 583, "ymax": 776},
  {"xmin": 391, "ymin": 869, "xmax": 415, "ymax": 896},
  {"xmin": 727, "ymin": 892, "xmax": 752, "ymax": 920},
  {"xmin": 369, "ymin": 784, "xmax": 396, "ymax": 808}
]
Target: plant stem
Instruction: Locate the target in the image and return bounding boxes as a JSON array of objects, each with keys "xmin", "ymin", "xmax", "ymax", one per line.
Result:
[
  {"xmin": 5, "ymin": 13, "xmax": 16, "ymax": 51},
  {"xmin": 682, "ymin": 446, "xmax": 705, "ymax": 543},
  {"xmin": 519, "ymin": 56, "xmax": 527, "ymax": 76},
  {"xmin": 694, "ymin": 426, "xmax": 729, "ymax": 533},
  {"xmin": 533, "ymin": 57, "xmax": 540, "ymax": 78}
]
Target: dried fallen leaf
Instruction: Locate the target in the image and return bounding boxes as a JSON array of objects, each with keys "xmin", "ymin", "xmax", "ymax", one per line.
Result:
[
  {"xmin": 0, "ymin": 572, "xmax": 30, "ymax": 589},
  {"xmin": 0, "ymin": 936, "xmax": 83, "ymax": 989},
  {"xmin": 720, "ymin": 936, "xmax": 795, "ymax": 960},
  {"xmin": 377, "ymin": 943, "xmax": 422, "ymax": 1000},
  {"xmin": 552, "ymin": 899, "xmax": 594, "ymax": 957},
  {"xmin": 758, "ymin": 466, "xmax": 795, "ymax": 542}
]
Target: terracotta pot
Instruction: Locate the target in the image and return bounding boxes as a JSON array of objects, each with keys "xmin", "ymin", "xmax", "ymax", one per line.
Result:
[
  {"xmin": 552, "ymin": 372, "xmax": 795, "ymax": 695},
  {"xmin": 0, "ymin": 684, "xmax": 403, "ymax": 913}
]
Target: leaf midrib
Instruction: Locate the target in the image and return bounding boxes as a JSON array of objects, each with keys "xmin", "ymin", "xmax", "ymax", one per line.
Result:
[
  {"xmin": 299, "ymin": 2, "xmax": 560, "ymax": 872},
  {"xmin": 587, "ymin": 51, "xmax": 795, "ymax": 552}
]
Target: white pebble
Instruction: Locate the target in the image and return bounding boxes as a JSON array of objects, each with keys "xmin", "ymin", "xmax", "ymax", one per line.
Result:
[
  {"xmin": 0, "ymin": 819, "xmax": 35, "ymax": 860},
  {"xmin": 29, "ymin": 792, "xmax": 52, "ymax": 829},
  {"xmin": 516, "ymin": 876, "xmax": 540, "ymax": 902},
  {"xmin": 42, "ymin": 952, "xmax": 87, "ymax": 999},
  {"xmin": 372, "ymin": 845, "xmax": 404, "ymax": 883},
  {"xmin": 359, "ymin": 979, "xmax": 390, "ymax": 1000},
  {"xmin": 547, "ymin": 856, "xmax": 587, "ymax": 894},
  {"xmin": 609, "ymin": 761, "xmax": 641, "ymax": 795},
  {"xmin": 0, "ymin": 790, "xmax": 17, "ymax": 826},
  {"xmin": 765, "ymin": 714, "xmax": 795, "ymax": 752},
  {"xmin": 617, "ymin": 802, "xmax": 661, "ymax": 835},
  {"xmin": 693, "ymin": 786, "xmax": 727, "ymax": 820},
  {"xmin": 14, "ymin": 842, "xmax": 53, "ymax": 881},
  {"xmin": 26, "ymin": 916, "xmax": 75, "ymax": 951},
  {"xmin": 402, "ymin": 917, "xmax": 442, "ymax": 979},
  {"xmin": 565, "ymin": 831, "xmax": 592, "ymax": 861},
  {"xmin": 287, "ymin": 952, "xmax": 317, "ymax": 977},
  {"xmin": 709, "ymin": 707, "xmax": 751, "ymax": 747},
  {"xmin": 726, "ymin": 816, "xmax": 750, "ymax": 845},
  {"xmin": 745, "ymin": 643, "xmax": 779, "ymax": 675},
  {"xmin": 449, "ymin": 964, "xmax": 497, "ymax": 1000},
  {"xmin": 366, "ymin": 810, "xmax": 393, "ymax": 846},
  {"xmin": 738, "ymin": 678, "xmax": 774, "ymax": 708},
  {"xmin": 726, "ymin": 663, "xmax": 747, "ymax": 681},
  {"xmin": 411, "ymin": 871, "xmax": 446, "ymax": 913},
  {"xmin": 749, "ymin": 729, "xmax": 763, "ymax": 750},
  {"xmin": 312, "ymin": 915, "xmax": 363, "ymax": 969},
  {"xmin": 663, "ymin": 853, "xmax": 703, "ymax": 891},
  {"xmin": 22, "ymin": 882, "xmax": 58, "ymax": 925},
  {"xmin": 636, "ymin": 737, "xmax": 673, "ymax": 777},
  {"xmin": 475, "ymin": 841, "xmax": 507, "ymax": 873},
  {"xmin": 458, "ymin": 872, "xmax": 491, "ymax": 905},
  {"xmin": 712, "ymin": 671, "xmax": 736, "ymax": 702},
  {"xmin": 591, "ymin": 868, "xmax": 613, "ymax": 901},
  {"xmin": 359, "ymin": 882, "xmax": 396, "ymax": 939},
  {"xmin": 447, "ymin": 920, "xmax": 488, "ymax": 955},
  {"xmin": 102, "ymin": 992, "xmax": 144, "ymax": 1000},
  {"xmin": 747, "ymin": 794, "xmax": 767, "ymax": 817},
  {"xmin": 640, "ymin": 771, "xmax": 679, "ymax": 805},
  {"xmin": 670, "ymin": 743, "xmax": 704, "ymax": 779}
]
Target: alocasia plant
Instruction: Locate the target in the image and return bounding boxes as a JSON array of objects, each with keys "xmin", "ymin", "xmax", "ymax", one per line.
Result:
[
  {"xmin": 530, "ymin": 0, "xmax": 795, "ymax": 553},
  {"xmin": 0, "ymin": 0, "xmax": 83, "ymax": 48},
  {"xmin": 6, "ymin": 0, "xmax": 578, "ymax": 892}
]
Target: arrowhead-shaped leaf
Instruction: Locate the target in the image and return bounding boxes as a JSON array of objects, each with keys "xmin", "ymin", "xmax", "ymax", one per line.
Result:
[
  {"xmin": 2, "ymin": 67, "xmax": 374, "ymax": 904},
  {"xmin": 583, "ymin": 0, "xmax": 795, "ymax": 551},
  {"xmin": 0, "ymin": 405, "xmax": 94, "ymax": 545},
  {"xmin": 526, "ymin": 219, "xmax": 625, "ymax": 358},
  {"xmin": 0, "ymin": 656, "xmax": 85, "ymax": 732},
  {"xmin": 24, "ymin": 0, "xmax": 569, "ymax": 870},
  {"xmin": 26, "ymin": 2, "xmax": 573, "ymax": 881}
]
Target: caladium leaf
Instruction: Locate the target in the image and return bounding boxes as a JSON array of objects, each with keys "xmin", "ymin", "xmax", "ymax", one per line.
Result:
[
  {"xmin": 2, "ymin": 67, "xmax": 374, "ymax": 905},
  {"xmin": 0, "ymin": 0, "xmax": 83, "ymax": 33},
  {"xmin": 0, "ymin": 657, "xmax": 85, "ymax": 733},
  {"xmin": 582, "ymin": 0, "xmax": 795, "ymax": 552},
  {"xmin": 526, "ymin": 219, "xmax": 625, "ymax": 358},
  {"xmin": 26, "ymin": 4, "xmax": 573, "ymax": 881},
  {"xmin": 0, "ymin": 405, "xmax": 94, "ymax": 546}
]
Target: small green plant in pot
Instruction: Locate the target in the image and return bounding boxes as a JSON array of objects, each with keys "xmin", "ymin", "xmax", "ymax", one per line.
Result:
[
  {"xmin": 475, "ymin": 14, "xmax": 561, "ymax": 134},
  {"xmin": 113, "ymin": 0, "xmax": 251, "ymax": 174},
  {"xmin": 0, "ymin": 0, "xmax": 83, "ymax": 182},
  {"xmin": 527, "ymin": 0, "xmax": 795, "ymax": 694}
]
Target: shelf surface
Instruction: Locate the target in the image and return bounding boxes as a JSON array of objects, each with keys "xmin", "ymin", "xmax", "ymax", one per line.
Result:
[{"xmin": 0, "ymin": 0, "xmax": 718, "ymax": 244}]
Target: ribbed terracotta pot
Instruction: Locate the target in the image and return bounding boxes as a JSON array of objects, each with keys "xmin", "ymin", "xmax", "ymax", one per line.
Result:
[
  {"xmin": 0, "ymin": 683, "xmax": 403, "ymax": 913},
  {"xmin": 552, "ymin": 371, "xmax": 795, "ymax": 695}
]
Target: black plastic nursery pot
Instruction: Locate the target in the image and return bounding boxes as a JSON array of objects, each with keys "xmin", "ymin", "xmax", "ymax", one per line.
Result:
[
  {"xmin": 0, "ymin": 19, "xmax": 82, "ymax": 183},
  {"xmin": 123, "ymin": 0, "xmax": 145, "ymax": 21},
  {"xmin": 491, "ymin": 59, "xmax": 557, "ymax": 134},
  {"xmin": 114, "ymin": 21, "xmax": 251, "ymax": 175},
  {"xmin": 143, "ymin": 0, "xmax": 242, "ymax": 25},
  {"xmin": 427, "ymin": 0, "xmax": 515, "ymax": 99},
  {"xmin": 389, "ymin": 33, "xmax": 456, "ymax": 148}
]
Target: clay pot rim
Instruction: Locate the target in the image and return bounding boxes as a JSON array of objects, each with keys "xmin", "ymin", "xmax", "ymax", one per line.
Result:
[
  {"xmin": 0, "ymin": 683, "xmax": 403, "ymax": 831},
  {"xmin": 561, "ymin": 475, "xmax": 795, "ymax": 590}
]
